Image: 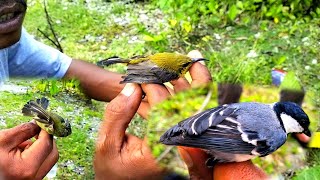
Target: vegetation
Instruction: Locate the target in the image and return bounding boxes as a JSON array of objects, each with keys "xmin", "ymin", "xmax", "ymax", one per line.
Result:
[{"xmin": 0, "ymin": 0, "xmax": 319, "ymax": 179}]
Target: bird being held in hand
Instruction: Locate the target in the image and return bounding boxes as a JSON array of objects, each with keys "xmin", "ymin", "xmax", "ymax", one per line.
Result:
[
  {"xmin": 97, "ymin": 52, "xmax": 206, "ymax": 84},
  {"xmin": 160, "ymin": 101, "xmax": 311, "ymax": 166},
  {"xmin": 22, "ymin": 97, "xmax": 71, "ymax": 137}
]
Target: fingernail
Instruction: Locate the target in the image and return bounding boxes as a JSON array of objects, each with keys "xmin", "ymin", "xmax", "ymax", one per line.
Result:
[
  {"xmin": 188, "ymin": 50, "xmax": 201, "ymax": 57},
  {"xmin": 30, "ymin": 120, "xmax": 36, "ymax": 124},
  {"xmin": 199, "ymin": 60, "xmax": 206, "ymax": 65},
  {"xmin": 121, "ymin": 83, "xmax": 136, "ymax": 97},
  {"xmin": 178, "ymin": 147, "xmax": 193, "ymax": 168}
]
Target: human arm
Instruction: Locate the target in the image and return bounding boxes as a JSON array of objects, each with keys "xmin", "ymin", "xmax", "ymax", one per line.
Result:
[
  {"xmin": 0, "ymin": 122, "xmax": 58, "ymax": 180},
  {"xmin": 8, "ymin": 29, "xmax": 124, "ymax": 102},
  {"xmin": 63, "ymin": 59, "xmax": 124, "ymax": 101}
]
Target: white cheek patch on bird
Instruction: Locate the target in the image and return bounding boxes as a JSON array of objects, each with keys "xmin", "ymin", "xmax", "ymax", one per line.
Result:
[{"xmin": 281, "ymin": 113, "xmax": 304, "ymax": 133}]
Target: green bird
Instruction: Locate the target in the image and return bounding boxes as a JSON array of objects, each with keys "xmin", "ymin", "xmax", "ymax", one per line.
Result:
[
  {"xmin": 22, "ymin": 97, "xmax": 71, "ymax": 137},
  {"xmin": 97, "ymin": 52, "xmax": 207, "ymax": 84}
]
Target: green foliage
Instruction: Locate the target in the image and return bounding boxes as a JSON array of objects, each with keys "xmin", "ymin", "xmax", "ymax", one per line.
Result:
[
  {"xmin": 207, "ymin": 46, "xmax": 272, "ymax": 84},
  {"xmin": 156, "ymin": 0, "xmax": 320, "ymax": 26},
  {"xmin": 143, "ymin": 33, "xmax": 170, "ymax": 52},
  {"xmin": 280, "ymin": 71, "xmax": 303, "ymax": 91},
  {"xmin": 293, "ymin": 165, "xmax": 320, "ymax": 180},
  {"xmin": 33, "ymin": 79, "xmax": 81, "ymax": 96},
  {"xmin": 306, "ymin": 148, "xmax": 320, "ymax": 166}
]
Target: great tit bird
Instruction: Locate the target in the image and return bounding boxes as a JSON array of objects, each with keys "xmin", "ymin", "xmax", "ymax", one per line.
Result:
[
  {"xmin": 97, "ymin": 52, "xmax": 206, "ymax": 84},
  {"xmin": 22, "ymin": 97, "xmax": 71, "ymax": 137},
  {"xmin": 160, "ymin": 102, "xmax": 311, "ymax": 166}
]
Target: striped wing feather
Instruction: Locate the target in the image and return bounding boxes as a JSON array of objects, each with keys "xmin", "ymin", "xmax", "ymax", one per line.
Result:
[{"xmin": 160, "ymin": 105, "xmax": 270, "ymax": 155}]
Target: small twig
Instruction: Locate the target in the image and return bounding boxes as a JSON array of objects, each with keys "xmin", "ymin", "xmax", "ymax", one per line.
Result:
[
  {"xmin": 156, "ymin": 146, "xmax": 174, "ymax": 163},
  {"xmin": 37, "ymin": 28, "xmax": 60, "ymax": 50},
  {"xmin": 195, "ymin": 89, "xmax": 213, "ymax": 115},
  {"xmin": 38, "ymin": 0, "xmax": 64, "ymax": 53}
]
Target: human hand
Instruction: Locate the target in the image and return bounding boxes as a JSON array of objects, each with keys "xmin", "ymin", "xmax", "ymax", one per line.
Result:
[
  {"xmin": 0, "ymin": 122, "xmax": 58, "ymax": 180},
  {"xmin": 178, "ymin": 142, "xmax": 268, "ymax": 180},
  {"xmin": 94, "ymin": 83, "xmax": 166, "ymax": 180},
  {"xmin": 137, "ymin": 50, "xmax": 212, "ymax": 118}
]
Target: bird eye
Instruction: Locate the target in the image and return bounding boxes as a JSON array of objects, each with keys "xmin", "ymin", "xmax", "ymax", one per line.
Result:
[{"xmin": 182, "ymin": 62, "xmax": 190, "ymax": 67}]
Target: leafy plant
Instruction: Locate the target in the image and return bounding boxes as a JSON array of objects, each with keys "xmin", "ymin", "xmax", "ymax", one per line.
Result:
[{"xmin": 280, "ymin": 71, "xmax": 303, "ymax": 91}]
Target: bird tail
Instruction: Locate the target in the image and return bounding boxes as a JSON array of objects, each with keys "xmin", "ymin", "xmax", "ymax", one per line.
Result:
[
  {"xmin": 159, "ymin": 125, "xmax": 184, "ymax": 145},
  {"xmin": 22, "ymin": 97, "xmax": 50, "ymax": 124},
  {"xmin": 97, "ymin": 56, "xmax": 130, "ymax": 67}
]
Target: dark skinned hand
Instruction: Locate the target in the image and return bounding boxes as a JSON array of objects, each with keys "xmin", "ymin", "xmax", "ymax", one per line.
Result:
[{"xmin": 0, "ymin": 122, "xmax": 58, "ymax": 180}]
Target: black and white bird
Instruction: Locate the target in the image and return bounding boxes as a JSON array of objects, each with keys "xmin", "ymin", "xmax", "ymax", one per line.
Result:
[{"xmin": 160, "ymin": 102, "xmax": 311, "ymax": 166}]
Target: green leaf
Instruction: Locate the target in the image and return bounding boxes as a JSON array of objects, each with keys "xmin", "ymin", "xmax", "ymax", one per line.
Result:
[
  {"xmin": 182, "ymin": 21, "xmax": 192, "ymax": 33},
  {"xmin": 228, "ymin": 4, "xmax": 238, "ymax": 21},
  {"xmin": 316, "ymin": 7, "xmax": 320, "ymax": 15},
  {"xmin": 49, "ymin": 80, "xmax": 60, "ymax": 95},
  {"xmin": 143, "ymin": 35, "xmax": 155, "ymax": 42},
  {"xmin": 276, "ymin": 56, "xmax": 286, "ymax": 65},
  {"xmin": 169, "ymin": 19, "xmax": 177, "ymax": 27},
  {"xmin": 237, "ymin": 1, "xmax": 244, "ymax": 10}
]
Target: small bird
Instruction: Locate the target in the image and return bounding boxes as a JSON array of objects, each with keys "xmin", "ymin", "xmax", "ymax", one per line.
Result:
[
  {"xmin": 160, "ymin": 102, "xmax": 311, "ymax": 166},
  {"xmin": 97, "ymin": 52, "xmax": 206, "ymax": 84},
  {"xmin": 22, "ymin": 97, "xmax": 71, "ymax": 137}
]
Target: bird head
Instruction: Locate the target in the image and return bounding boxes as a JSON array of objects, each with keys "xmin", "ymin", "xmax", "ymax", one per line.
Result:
[
  {"xmin": 274, "ymin": 102, "xmax": 311, "ymax": 136},
  {"xmin": 149, "ymin": 53, "xmax": 207, "ymax": 75},
  {"xmin": 52, "ymin": 113, "xmax": 72, "ymax": 137}
]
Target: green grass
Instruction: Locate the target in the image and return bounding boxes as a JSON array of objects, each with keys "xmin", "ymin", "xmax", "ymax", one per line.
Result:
[{"xmin": 1, "ymin": 0, "xmax": 319, "ymax": 179}]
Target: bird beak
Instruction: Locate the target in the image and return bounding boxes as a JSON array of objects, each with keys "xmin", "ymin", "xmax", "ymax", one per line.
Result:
[
  {"xmin": 191, "ymin": 58, "xmax": 208, "ymax": 62},
  {"xmin": 303, "ymin": 129, "xmax": 312, "ymax": 137}
]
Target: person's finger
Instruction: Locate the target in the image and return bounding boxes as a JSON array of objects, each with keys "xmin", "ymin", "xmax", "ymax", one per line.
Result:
[
  {"xmin": 213, "ymin": 161, "xmax": 268, "ymax": 180},
  {"xmin": 35, "ymin": 141, "xmax": 59, "ymax": 180},
  {"xmin": 187, "ymin": 50, "xmax": 212, "ymax": 87},
  {"xmin": 0, "ymin": 122, "xmax": 40, "ymax": 150},
  {"xmin": 97, "ymin": 83, "xmax": 142, "ymax": 154},
  {"xmin": 18, "ymin": 140, "xmax": 34, "ymax": 150},
  {"xmin": 188, "ymin": 50, "xmax": 204, "ymax": 59},
  {"xmin": 170, "ymin": 77, "xmax": 191, "ymax": 93},
  {"xmin": 178, "ymin": 147, "xmax": 212, "ymax": 180},
  {"xmin": 138, "ymin": 101, "xmax": 151, "ymax": 119},
  {"xmin": 21, "ymin": 130, "xmax": 54, "ymax": 170},
  {"xmin": 295, "ymin": 133, "xmax": 310, "ymax": 144},
  {"xmin": 141, "ymin": 84, "xmax": 171, "ymax": 107}
]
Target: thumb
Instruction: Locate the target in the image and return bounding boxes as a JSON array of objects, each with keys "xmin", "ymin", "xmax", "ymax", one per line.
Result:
[
  {"xmin": 97, "ymin": 83, "xmax": 142, "ymax": 153},
  {"xmin": 178, "ymin": 147, "xmax": 213, "ymax": 180}
]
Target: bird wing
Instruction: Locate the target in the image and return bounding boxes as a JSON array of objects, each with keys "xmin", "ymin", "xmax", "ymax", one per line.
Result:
[
  {"xmin": 22, "ymin": 98, "xmax": 51, "ymax": 124},
  {"xmin": 121, "ymin": 62, "xmax": 179, "ymax": 84},
  {"xmin": 160, "ymin": 104, "xmax": 284, "ymax": 156}
]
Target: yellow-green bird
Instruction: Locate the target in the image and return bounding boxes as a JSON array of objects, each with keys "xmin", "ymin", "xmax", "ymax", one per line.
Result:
[
  {"xmin": 22, "ymin": 97, "xmax": 71, "ymax": 137},
  {"xmin": 97, "ymin": 52, "xmax": 207, "ymax": 84}
]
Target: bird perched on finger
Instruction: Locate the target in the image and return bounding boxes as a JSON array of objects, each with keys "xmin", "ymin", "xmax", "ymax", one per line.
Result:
[
  {"xmin": 22, "ymin": 97, "xmax": 72, "ymax": 137},
  {"xmin": 160, "ymin": 101, "xmax": 311, "ymax": 166},
  {"xmin": 97, "ymin": 52, "xmax": 207, "ymax": 84}
]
